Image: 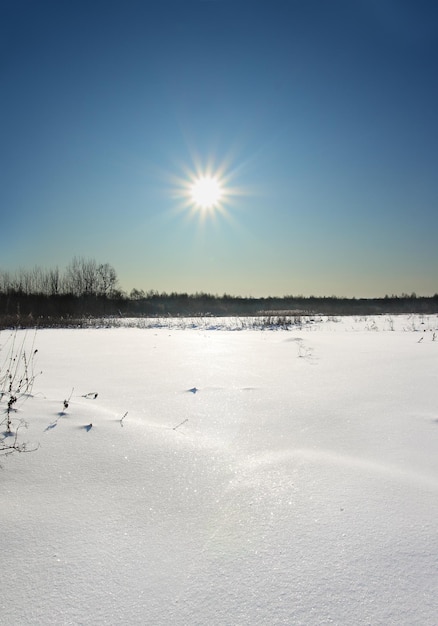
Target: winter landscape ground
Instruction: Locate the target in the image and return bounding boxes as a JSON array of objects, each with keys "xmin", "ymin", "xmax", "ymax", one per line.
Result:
[{"xmin": 1, "ymin": 315, "xmax": 437, "ymax": 625}]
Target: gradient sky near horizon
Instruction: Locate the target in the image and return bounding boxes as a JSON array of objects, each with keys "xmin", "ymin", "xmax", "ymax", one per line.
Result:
[{"xmin": 2, "ymin": 0, "xmax": 438, "ymax": 297}]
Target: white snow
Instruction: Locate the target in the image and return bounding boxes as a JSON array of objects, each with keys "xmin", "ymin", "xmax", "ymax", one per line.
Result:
[{"xmin": 1, "ymin": 315, "xmax": 438, "ymax": 625}]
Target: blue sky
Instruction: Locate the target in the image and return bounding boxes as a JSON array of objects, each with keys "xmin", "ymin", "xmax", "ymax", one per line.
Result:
[{"xmin": 2, "ymin": 0, "xmax": 438, "ymax": 297}]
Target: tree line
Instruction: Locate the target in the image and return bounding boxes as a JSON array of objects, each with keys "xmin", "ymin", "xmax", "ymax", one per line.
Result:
[
  {"xmin": 1, "ymin": 258, "xmax": 438, "ymax": 327},
  {"xmin": 0, "ymin": 257, "xmax": 119, "ymax": 297}
]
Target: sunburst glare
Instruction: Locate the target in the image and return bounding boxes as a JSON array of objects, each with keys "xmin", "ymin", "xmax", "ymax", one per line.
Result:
[
  {"xmin": 190, "ymin": 176, "xmax": 222, "ymax": 209},
  {"xmin": 169, "ymin": 155, "xmax": 243, "ymax": 224}
]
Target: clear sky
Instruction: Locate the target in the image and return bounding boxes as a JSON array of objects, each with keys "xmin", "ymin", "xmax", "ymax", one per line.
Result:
[{"xmin": 2, "ymin": 0, "xmax": 438, "ymax": 297}]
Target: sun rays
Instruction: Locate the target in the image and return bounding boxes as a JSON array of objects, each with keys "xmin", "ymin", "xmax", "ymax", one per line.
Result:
[
  {"xmin": 157, "ymin": 141, "xmax": 256, "ymax": 232},
  {"xmin": 170, "ymin": 157, "xmax": 238, "ymax": 224}
]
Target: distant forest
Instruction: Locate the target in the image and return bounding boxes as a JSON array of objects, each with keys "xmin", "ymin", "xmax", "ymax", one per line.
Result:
[{"xmin": 1, "ymin": 258, "xmax": 437, "ymax": 328}]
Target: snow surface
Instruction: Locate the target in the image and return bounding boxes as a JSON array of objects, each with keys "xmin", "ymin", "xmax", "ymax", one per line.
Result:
[{"xmin": 1, "ymin": 315, "xmax": 438, "ymax": 625}]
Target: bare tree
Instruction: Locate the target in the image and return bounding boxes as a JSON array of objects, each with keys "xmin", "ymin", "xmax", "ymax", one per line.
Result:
[
  {"xmin": 64, "ymin": 257, "xmax": 118, "ymax": 296},
  {"xmin": 49, "ymin": 267, "xmax": 61, "ymax": 295},
  {"xmin": 97, "ymin": 263, "xmax": 118, "ymax": 296},
  {"xmin": 0, "ymin": 270, "xmax": 11, "ymax": 293},
  {"xmin": 65, "ymin": 257, "xmax": 86, "ymax": 296}
]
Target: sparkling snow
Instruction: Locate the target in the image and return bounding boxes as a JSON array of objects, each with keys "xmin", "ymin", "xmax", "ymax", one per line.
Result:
[{"xmin": 1, "ymin": 315, "xmax": 437, "ymax": 625}]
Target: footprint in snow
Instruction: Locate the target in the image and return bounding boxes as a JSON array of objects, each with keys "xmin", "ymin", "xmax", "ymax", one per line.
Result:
[{"xmin": 77, "ymin": 423, "xmax": 93, "ymax": 432}]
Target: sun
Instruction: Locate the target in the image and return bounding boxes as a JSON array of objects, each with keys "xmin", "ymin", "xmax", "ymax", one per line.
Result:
[
  {"xmin": 170, "ymin": 156, "xmax": 243, "ymax": 223},
  {"xmin": 190, "ymin": 176, "xmax": 223, "ymax": 209}
]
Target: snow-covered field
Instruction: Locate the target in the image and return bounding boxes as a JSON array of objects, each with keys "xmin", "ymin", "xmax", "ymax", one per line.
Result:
[{"xmin": 1, "ymin": 315, "xmax": 438, "ymax": 625}]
